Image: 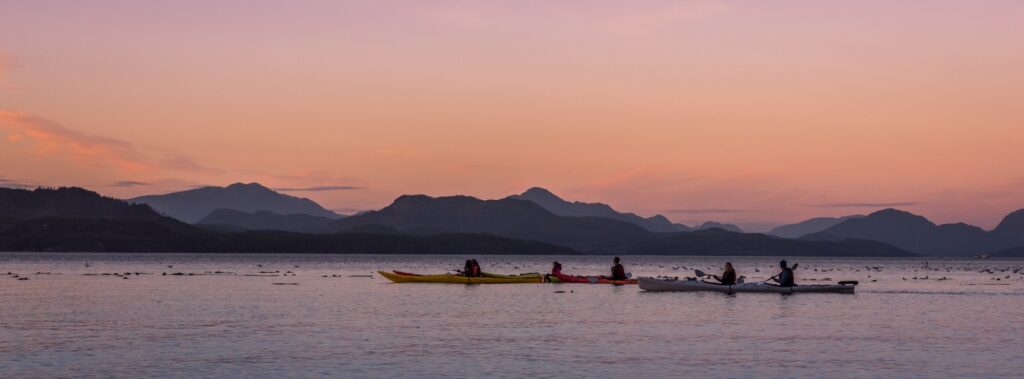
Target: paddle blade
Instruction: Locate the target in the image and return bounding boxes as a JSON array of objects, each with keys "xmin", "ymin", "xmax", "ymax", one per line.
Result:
[
  {"xmin": 588, "ymin": 276, "xmax": 599, "ymax": 284},
  {"xmin": 694, "ymin": 269, "xmax": 706, "ymax": 277}
]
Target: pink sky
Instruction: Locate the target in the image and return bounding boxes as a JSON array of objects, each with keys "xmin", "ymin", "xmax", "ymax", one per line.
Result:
[{"xmin": 1, "ymin": 1, "xmax": 1023, "ymax": 231}]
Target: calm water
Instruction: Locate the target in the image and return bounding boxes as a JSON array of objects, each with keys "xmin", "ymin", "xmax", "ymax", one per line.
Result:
[{"xmin": 2, "ymin": 253, "xmax": 1023, "ymax": 378}]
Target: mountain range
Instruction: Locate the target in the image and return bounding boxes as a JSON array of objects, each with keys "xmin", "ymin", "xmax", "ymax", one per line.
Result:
[
  {"xmin": 0, "ymin": 187, "xmax": 572, "ymax": 254},
  {"xmin": 325, "ymin": 194, "xmax": 653, "ymax": 249},
  {"xmin": 140, "ymin": 184, "xmax": 744, "ymax": 234},
  {"xmin": 130, "ymin": 182, "xmax": 341, "ymax": 223},
  {"xmin": 509, "ymin": 187, "xmax": 744, "ymax": 233},
  {"xmin": 802, "ymin": 208, "xmax": 1024, "ymax": 256},
  {"xmin": 322, "ymin": 193, "xmax": 913, "ymax": 256},
  {"xmin": 4, "ymin": 183, "xmax": 1021, "ymax": 256}
]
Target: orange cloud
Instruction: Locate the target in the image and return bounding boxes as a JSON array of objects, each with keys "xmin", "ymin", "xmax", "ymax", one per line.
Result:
[
  {"xmin": 0, "ymin": 110, "xmax": 151, "ymax": 171},
  {"xmin": 0, "ymin": 110, "xmax": 223, "ymax": 176}
]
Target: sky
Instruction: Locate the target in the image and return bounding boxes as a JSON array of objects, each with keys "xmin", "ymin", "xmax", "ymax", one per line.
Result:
[{"xmin": 1, "ymin": 0, "xmax": 1022, "ymax": 231}]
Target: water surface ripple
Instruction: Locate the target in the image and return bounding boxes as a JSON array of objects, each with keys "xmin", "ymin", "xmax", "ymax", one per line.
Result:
[{"xmin": 2, "ymin": 253, "xmax": 1023, "ymax": 378}]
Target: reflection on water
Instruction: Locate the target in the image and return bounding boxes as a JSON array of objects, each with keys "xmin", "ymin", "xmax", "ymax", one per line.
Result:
[{"xmin": 2, "ymin": 253, "xmax": 1023, "ymax": 378}]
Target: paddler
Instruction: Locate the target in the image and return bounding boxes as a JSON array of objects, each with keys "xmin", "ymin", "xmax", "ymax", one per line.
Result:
[
  {"xmin": 770, "ymin": 260, "xmax": 795, "ymax": 287},
  {"xmin": 470, "ymin": 259, "xmax": 482, "ymax": 277},
  {"xmin": 610, "ymin": 257, "xmax": 627, "ymax": 280},
  {"xmin": 710, "ymin": 262, "xmax": 737, "ymax": 285},
  {"xmin": 551, "ymin": 261, "xmax": 563, "ymax": 275}
]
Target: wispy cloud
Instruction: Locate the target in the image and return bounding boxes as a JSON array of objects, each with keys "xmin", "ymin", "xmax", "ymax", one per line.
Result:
[
  {"xmin": 808, "ymin": 202, "xmax": 920, "ymax": 208},
  {"xmin": 274, "ymin": 185, "xmax": 364, "ymax": 192},
  {"xmin": 110, "ymin": 180, "xmax": 149, "ymax": 187},
  {"xmin": 0, "ymin": 176, "xmax": 34, "ymax": 189},
  {"xmin": 1, "ymin": 110, "xmax": 150, "ymax": 171},
  {"xmin": 0, "ymin": 110, "xmax": 217, "ymax": 173},
  {"xmin": 274, "ymin": 170, "xmax": 357, "ymax": 184},
  {"xmin": 666, "ymin": 208, "xmax": 759, "ymax": 214}
]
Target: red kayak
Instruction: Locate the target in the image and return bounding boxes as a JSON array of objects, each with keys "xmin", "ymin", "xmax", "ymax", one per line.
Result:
[{"xmin": 549, "ymin": 271, "xmax": 638, "ymax": 285}]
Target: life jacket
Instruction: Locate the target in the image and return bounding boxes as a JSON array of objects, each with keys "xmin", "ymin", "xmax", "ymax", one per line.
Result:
[{"xmin": 611, "ymin": 264, "xmax": 626, "ymax": 280}]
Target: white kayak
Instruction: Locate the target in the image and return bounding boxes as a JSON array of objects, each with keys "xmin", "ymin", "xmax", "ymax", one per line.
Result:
[{"xmin": 638, "ymin": 277, "xmax": 856, "ymax": 294}]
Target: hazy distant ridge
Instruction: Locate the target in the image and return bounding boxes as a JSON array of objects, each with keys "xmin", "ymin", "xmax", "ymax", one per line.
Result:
[
  {"xmin": 326, "ymin": 194, "xmax": 652, "ymax": 250},
  {"xmin": 769, "ymin": 215, "xmax": 864, "ymax": 238},
  {"xmin": 508, "ymin": 187, "xmax": 688, "ymax": 232},
  {"xmin": 130, "ymin": 182, "xmax": 341, "ymax": 223},
  {"xmin": 196, "ymin": 209, "xmax": 336, "ymax": 234},
  {"xmin": 803, "ymin": 208, "xmax": 1024, "ymax": 256}
]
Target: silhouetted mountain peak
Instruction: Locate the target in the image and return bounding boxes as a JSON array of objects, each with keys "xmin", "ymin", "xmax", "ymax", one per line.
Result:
[
  {"xmin": 131, "ymin": 182, "xmax": 340, "ymax": 223},
  {"xmin": 994, "ymin": 209, "xmax": 1024, "ymax": 234},
  {"xmin": 225, "ymin": 182, "xmax": 273, "ymax": 192},
  {"xmin": 509, "ymin": 187, "xmax": 681, "ymax": 232},
  {"xmin": 802, "ymin": 208, "xmax": 1002, "ymax": 256},
  {"xmin": 864, "ymin": 208, "xmax": 935, "ymax": 227},
  {"xmin": 392, "ymin": 194, "xmax": 433, "ymax": 204},
  {"xmin": 695, "ymin": 221, "xmax": 744, "ymax": 233},
  {"xmin": 649, "ymin": 214, "xmax": 672, "ymax": 224},
  {"xmin": 522, "ymin": 187, "xmax": 562, "ymax": 201}
]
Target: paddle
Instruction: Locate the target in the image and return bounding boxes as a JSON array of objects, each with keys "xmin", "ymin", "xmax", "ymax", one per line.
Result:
[{"xmin": 696, "ymin": 269, "xmax": 731, "ymax": 284}]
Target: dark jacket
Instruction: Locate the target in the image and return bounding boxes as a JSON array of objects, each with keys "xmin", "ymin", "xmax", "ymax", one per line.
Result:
[
  {"xmin": 719, "ymin": 270, "xmax": 737, "ymax": 285},
  {"xmin": 778, "ymin": 267, "xmax": 794, "ymax": 286}
]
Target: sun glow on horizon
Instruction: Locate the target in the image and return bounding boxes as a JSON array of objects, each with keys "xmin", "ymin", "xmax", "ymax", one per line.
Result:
[{"xmin": 2, "ymin": 1, "xmax": 1023, "ymax": 230}]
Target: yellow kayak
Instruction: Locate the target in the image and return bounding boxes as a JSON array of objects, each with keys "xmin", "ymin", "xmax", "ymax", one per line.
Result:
[
  {"xmin": 480, "ymin": 272, "xmax": 542, "ymax": 280},
  {"xmin": 378, "ymin": 271, "xmax": 543, "ymax": 284}
]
